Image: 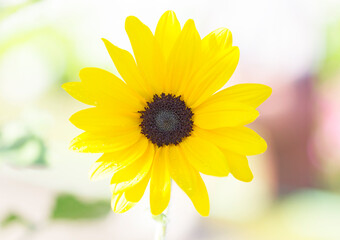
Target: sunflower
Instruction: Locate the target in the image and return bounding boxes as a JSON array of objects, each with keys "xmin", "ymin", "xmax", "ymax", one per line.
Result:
[{"xmin": 62, "ymin": 10, "xmax": 271, "ymax": 216}]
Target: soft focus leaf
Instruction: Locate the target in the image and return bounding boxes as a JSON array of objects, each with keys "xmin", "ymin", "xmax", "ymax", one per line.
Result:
[
  {"xmin": 0, "ymin": 213, "xmax": 32, "ymax": 229},
  {"xmin": 51, "ymin": 194, "xmax": 110, "ymax": 220},
  {"xmin": 0, "ymin": 128, "xmax": 48, "ymax": 167}
]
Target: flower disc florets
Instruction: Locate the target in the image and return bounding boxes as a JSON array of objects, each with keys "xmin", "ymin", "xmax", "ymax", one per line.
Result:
[{"xmin": 139, "ymin": 93, "xmax": 194, "ymax": 147}]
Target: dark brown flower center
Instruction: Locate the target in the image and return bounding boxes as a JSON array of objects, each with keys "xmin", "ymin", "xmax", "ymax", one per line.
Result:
[{"xmin": 139, "ymin": 93, "xmax": 194, "ymax": 147}]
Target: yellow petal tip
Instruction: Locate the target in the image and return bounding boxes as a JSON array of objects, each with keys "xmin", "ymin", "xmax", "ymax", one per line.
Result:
[
  {"xmin": 162, "ymin": 10, "xmax": 176, "ymax": 18},
  {"xmin": 61, "ymin": 82, "xmax": 69, "ymax": 90},
  {"xmin": 199, "ymin": 208, "xmax": 210, "ymax": 217},
  {"xmin": 79, "ymin": 67, "xmax": 92, "ymax": 77},
  {"xmin": 240, "ymin": 175, "xmax": 254, "ymax": 183},
  {"xmin": 150, "ymin": 208, "xmax": 163, "ymax": 216},
  {"xmin": 185, "ymin": 19, "xmax": 195, "ymax": 27},
  {"xmin": 125, "ymin": 15, "xmax": 140, "ymax": 28},
  {"xmin": 68, "ymin": 143, "xmax": 79, "ymax": 152},
  {"xmin": 232, "ymin": 169, "xmax": 254, "ymax": 182},
  {"xmin": 61, "ymin": 82, "xmax": 77, "ymax": 92},
  {"xmin": 264, "ymin": 85, "xmax": 273, "ymax": 98},
  {"xmin": 101, "ymin": 38, "xmax": 111, "ymax": 46},
  {"xmin": 68, "ymin": 137, "xmax": 87, "ymax": 153},
  {"xmin": 254, "ymin": 83, "xmax": 273, "ymax": 100}
]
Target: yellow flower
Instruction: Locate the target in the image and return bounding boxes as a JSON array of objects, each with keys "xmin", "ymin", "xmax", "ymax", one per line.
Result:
[{"xmin": 62, "ymin": 10, "xmax": 271, "ymax": 216}]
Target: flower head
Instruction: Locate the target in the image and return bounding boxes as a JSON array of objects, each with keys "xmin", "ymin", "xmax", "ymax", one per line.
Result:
[{"xmin": 62, "ymin": 10, "xmax": 271, "ymax": 216}]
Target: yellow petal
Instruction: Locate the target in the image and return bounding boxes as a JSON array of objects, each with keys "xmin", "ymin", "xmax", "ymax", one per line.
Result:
[
  {"xmin": 165, "ymin": 19, "xmax": 201, "ymax": 96},
  {"xmin": 202, "ymin": 27, "xmax": 233, "ymax": 56},
  {"xmin": 110, "ymin": 143, "xmax": 154, "ymax": 193},
  {"xmin": 220, "ymin": 149, "xmax": 253, "ymax": 182},
  {"xmin": 187, "ymin": 47, "xmax": 240, "ymax": 108},
  {"xmin": 111, "ymin": 193, "xmax": 135, "ymax": 213},
  {"xmin": 195, "ymin": 127, "xmax": 267, "ymax": 156},
  {"xmin": 79, "ymin": 67, "xmax": 144, "ymax": 111},
  {"xmin": 89, "ymin": 137, "xmax": 149, "ymax": 181},
  {"xmin": 125, "ymin": 172, "xmax": 150, "ymax": 202},
  {"xmin": 70, "ymin": 107, "xmax": 139, "ymax": 133},
  {"xmin": 102, "ymin": 38, "xmax": 151, "ymax": 100},
  {"xmin": 202, "ymin": 83, "xmax": 272, "ymax": 109},
  {"xmin": 180, "ymin": 135, "xmax": 229, "ymax": 177},
  {"xmin": 62, "ymin": 82, "xmax": 97, "ymax": 106},
  {"xmin": 125, "ymin": 16, "xmax": 165, "ymax": 95},
  {"xmin": 69, "ymin": 126, "xmax": 141, "ymax": 153},
  {"xmin": 155, "ymin": 10, "xmax": 181, "ymax": 59},
  {"xmin": 150, "ymin": 147, "xmax": 171, "ymax": 215},
  {"xmin": 167, "ymin": 146, "xmax": 210, "ymax": 216},
  {"xmin": 194, "ymin": 101, "xmax": 259, "ymax": 129},
  {"xmin": 63, "ymin": 83, "xmax": 139, "ymax": 113}
]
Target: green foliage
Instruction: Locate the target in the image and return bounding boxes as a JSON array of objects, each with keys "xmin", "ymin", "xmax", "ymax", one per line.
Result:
[
  {"xmin": 0, "ymin": 129, "xmax": 48, "ymax": 167},
  {"xmin": 51, "ymin": 194, "xmax": 111, "ymax": 220},
  {"xmin": 319, "ymin": 20, "xmax": 340, "ymax": 80},
  {"xmin": 1, "ymin": 214, "xmax": 23, "ymax": 228},
  {"xmin": 0, "ymin": 213, "xmax": 33, "ymax": 229}
]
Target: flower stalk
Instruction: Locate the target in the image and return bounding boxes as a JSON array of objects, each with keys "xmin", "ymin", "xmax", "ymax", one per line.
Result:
[{"xmin": 153, "ymin": 212, "xmax": 168, "ymax": 240}]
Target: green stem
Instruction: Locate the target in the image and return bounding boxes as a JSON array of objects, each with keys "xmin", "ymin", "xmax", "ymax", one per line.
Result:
[{"xmin": 152, "ymin": 211, "xmax": 168, "ymax": 240}]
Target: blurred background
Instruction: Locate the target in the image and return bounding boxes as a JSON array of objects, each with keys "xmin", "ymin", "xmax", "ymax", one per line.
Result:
[{"xmin": 1, "ymin": 0, "xmax": 340, "ymax": 239}]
